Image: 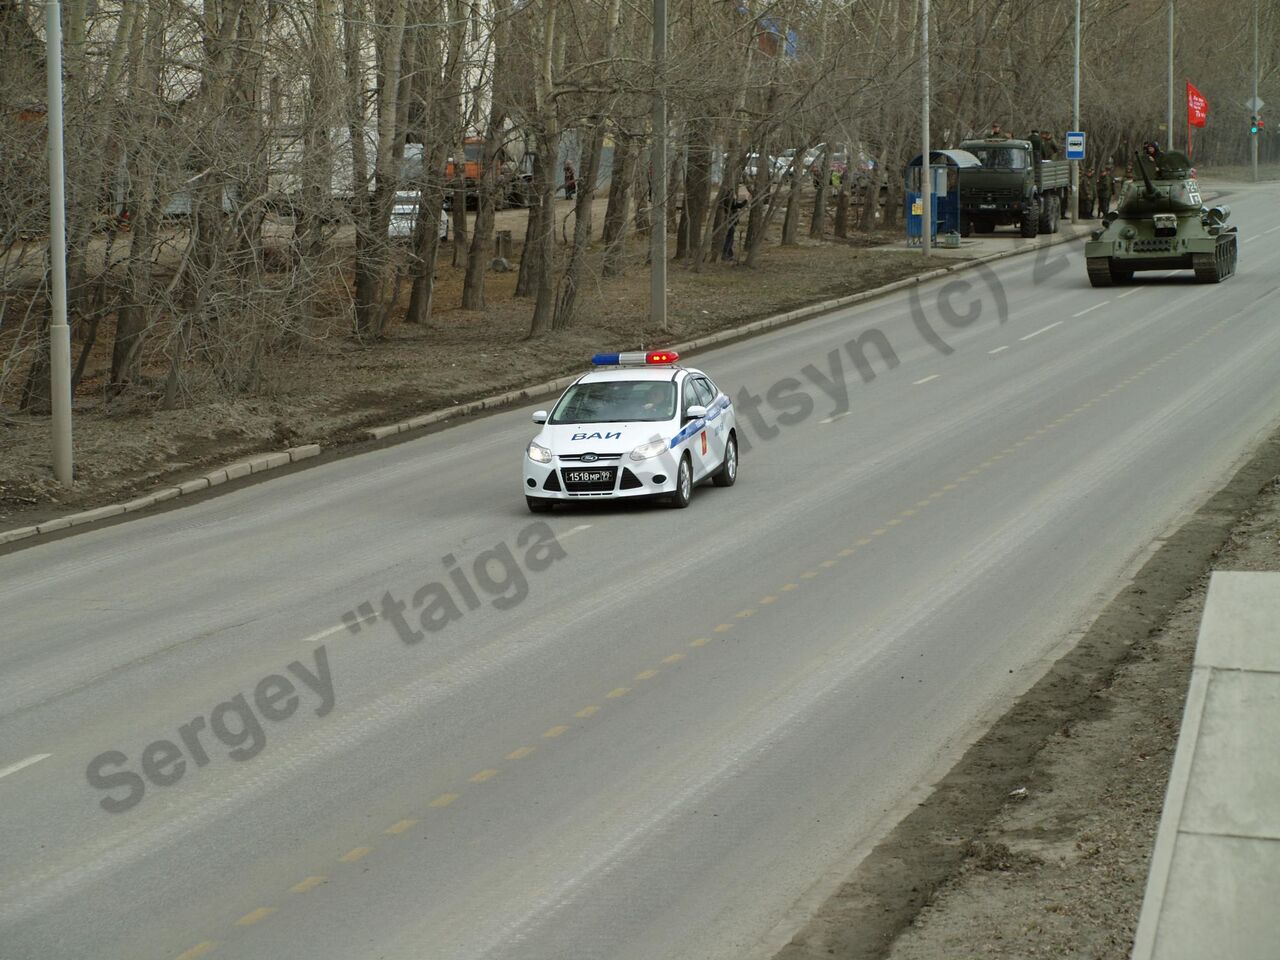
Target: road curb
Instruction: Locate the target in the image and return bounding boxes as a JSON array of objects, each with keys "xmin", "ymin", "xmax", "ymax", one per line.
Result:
[
  {"xmin": 0, "ymin": 443, "xmax": 321, "ymax": 547},
  {"xmin": 362, "ymin": 227, "xmax": 1089, "ymax": 441}
]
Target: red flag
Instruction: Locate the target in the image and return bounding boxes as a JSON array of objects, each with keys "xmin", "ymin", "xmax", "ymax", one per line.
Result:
[{"xmin": 1187, "ymin": 81, "xmax": 1209, "ymax": 128}]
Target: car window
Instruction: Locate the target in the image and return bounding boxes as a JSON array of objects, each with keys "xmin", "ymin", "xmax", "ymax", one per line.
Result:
[
  {"xmin": 682, "ymin": 378, "xmax": 701, "ymax": 414},
  {"xmin": 550, "ymin": 380, "xmax": 675, "ymax": 424},
  {"xmin": 692, "ymin": 377, "xmax": 716, "ymax": 406}
]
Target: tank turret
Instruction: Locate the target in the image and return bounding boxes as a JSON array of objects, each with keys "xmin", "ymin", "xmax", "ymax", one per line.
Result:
[{"xmin": 1085, "ymin": 149, "xmax": 1237, "ymax": 286}]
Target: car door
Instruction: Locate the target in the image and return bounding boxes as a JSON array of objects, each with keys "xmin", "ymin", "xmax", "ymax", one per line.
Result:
[
  {"xmin": 692, "ymin": 376, "xmax": 726, "ymax": 470},
  {"xmin": 680, "ymin": 376, "xmax": 715, "ymax": 480}
]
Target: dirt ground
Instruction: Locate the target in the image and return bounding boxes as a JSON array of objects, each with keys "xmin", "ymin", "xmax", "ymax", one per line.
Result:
[{"xmin": 776, "ymin": 432, "xmax": 1280, "ymax": 960}]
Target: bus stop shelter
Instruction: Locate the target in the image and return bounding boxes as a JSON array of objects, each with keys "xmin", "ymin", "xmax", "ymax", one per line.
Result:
[{"xmin": 903, "ymin": 149, "xmax": 981, "ymax": 243}]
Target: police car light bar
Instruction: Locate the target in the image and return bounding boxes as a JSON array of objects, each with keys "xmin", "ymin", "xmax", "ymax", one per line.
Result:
[{"xmin": 591, "ymin": 350, "xmax": 680, "ymax": 366}]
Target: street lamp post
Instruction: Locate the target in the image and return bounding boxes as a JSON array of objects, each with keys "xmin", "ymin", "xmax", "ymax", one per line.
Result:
[
  {"xmin": 46, "ymin": 0, "xmax": 73, "ymax": 487},
  {"xmin": 1253, "ymin": 0, "xmax": 1260, "ymax": 182},
  {"xmin": 1070, "ymin": 0, "xmax": 1080, "ymax": 225},
  {"xmin": 920, "ymin": 0, "xmax": 931, "ymax": 257},
  {"xmin": 649, "ymin": 0, "xmax": 667, "ymax": 331},
  {"xmin": 1167, "ymin": 1, "xmax": 1175, "ymax": 152}
]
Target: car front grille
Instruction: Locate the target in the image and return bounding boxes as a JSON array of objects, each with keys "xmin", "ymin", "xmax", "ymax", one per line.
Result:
[{"xmin": 557, "ymin": 453, "xmax": 623, "ymax": 462}]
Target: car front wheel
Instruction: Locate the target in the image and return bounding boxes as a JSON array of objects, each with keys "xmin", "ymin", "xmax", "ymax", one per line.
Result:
[
  {"xmin": 713, "ymin": 435, "xmax": 737, "ymax": 487},
  {"xmin": 669, "ymin": 456, "xmax": 693, "ymax": 509}
]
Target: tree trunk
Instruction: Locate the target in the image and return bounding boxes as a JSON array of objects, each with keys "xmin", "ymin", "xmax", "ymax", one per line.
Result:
[
  {"xmin": 515, "ymin": 152, "xmax": 546, "ymax": 297},
  {"xmin": 601, "ymin": 134, "xmax": 635, "ymax": 277},
  {"xmin": 682, "ymin": 128, "xmax": 711, "ymax": 261},
  {"xmin": 810, "ymin": 143, "xmax": 833, "ymax": 238},
  {"xmin": 527, "ymin": 130, "xmax": 560, "ymax": 335},
  {"xmin": 553, "ymin": 117, "xmax": 605, "ymax": 328}
]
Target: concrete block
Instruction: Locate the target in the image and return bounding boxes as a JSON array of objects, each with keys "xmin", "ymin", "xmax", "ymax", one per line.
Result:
[
  {"xmin": 35, "ymin": 517, "xmax": 72, "ymax": 534},
  {"xmin": 66, "ymin": 504, "xmax": 126, "ymax": 526},
  {"xmin": 250, "ymin": 452, "xmax": 291, "ymax": 474},
  {"xmin": 0, "ymin": 526, "xmax": 39, "ymax": 544},
  {"xmin": 178, "ymin": 477, "xmax": 211, "ymax": 495},
  {"xmin": 224, "ymin": 461, "xmax": 252, "ymax": 481},
  {"xmin": 152, "ymin": 487, "xmax": 182, "ymax": 503},
  {"xmin": 121, "ymin": 496, "xmax": 158, "ymax": 513},
  {"xmin": 203, "ymin": 469, "xmax": 229, "ymax": 487},
  {"xmin": 288, "ymin": 444, "xmax": 321, "ymax": 462},
  {"xmin": 1195, "ymin": 571, "xmax": 1280, "ymax": 672}
]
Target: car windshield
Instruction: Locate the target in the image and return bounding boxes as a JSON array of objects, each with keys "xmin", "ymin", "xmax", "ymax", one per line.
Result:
[
  {"xmin": 971, "ymin": 146, "xmax": 1029, "ymax": 170},
  {"xmin": 551, "ymin": 380, "xmax": 676, "ymax": 424}
]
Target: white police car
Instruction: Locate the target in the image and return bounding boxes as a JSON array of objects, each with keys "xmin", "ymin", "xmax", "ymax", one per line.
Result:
[{"xmin": 523, "ymin": 350, "xmax": 737, "ymax": 511}]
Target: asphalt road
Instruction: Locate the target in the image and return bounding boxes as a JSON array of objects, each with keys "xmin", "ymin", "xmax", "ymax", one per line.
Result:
[{"xmin": 2, "ymin": 181, "xmax": 1278, "ymax": 960}]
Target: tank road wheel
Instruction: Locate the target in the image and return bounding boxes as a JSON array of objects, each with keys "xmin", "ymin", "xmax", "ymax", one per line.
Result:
[
  {"xmin": 1020, "ymin": 198, "xmax": 1039, "ymax": 238},
  {"xmin": 1087, "ymin": 257, "xmax": 1113, "ymax": 287}
]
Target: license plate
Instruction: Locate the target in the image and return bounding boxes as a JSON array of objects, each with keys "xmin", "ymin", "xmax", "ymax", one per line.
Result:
[
  {"xmin": 564, "ymin": 469, "xmax": 613, "ymax": 483},
  {"xmin": 979, "ymin": 203, "xmax": 997, "ymax": 209}
]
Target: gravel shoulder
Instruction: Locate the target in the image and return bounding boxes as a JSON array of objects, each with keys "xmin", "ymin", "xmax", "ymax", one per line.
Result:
[{"xmin": 775, "ymin": 430, "xmax": 1280, "ymax": 960}]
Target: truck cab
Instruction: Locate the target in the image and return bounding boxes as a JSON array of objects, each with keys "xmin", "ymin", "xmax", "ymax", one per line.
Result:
[{"xmin": 957, "ymin": 136, "xmax": 1070, "ymax": 238}]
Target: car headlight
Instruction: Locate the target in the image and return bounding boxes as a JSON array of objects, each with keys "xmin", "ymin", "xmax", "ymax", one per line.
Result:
[
  {"xmin": 629, "ymin": 439, "xmax": 668, "ymax": 461},
  {"xmin": 527, "ymin": 441, "xmax": 553, "ymax": 464}
]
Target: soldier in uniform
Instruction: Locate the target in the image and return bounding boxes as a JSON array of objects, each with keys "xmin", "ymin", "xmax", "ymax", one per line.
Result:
[
  {"xmin": 1039, "ymin": 130, "xmax": 1060, "ymax": 159},
  {"xmin": 1029, "ymin": 129, "xmax": 1043, "ymax": 162},
  {"xmin": 989, "ymin": 122, "xmax": 1004, "ymax": 137},
  {"xmin": 1097, "ymin": 166, "xmax": 1114, "ymax": 215},
  {"xmin": 1080, "ymin": 167, "xmax": 1096, "ymax": 219}
]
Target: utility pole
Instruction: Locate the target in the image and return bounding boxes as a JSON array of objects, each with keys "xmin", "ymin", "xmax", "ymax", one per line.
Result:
[
  {"xmin": 1167, "ymin": 1, "xmax": 1175, "ymax": 151},
  {"xmin": 1253, "ymin": 0, "xmax": 1260, "ymax": 182},
  {"xmin": 1070, "ymin": 0, "xmax": 1080, "ymax": 225},
  {"xmin": 649, "ymin": 0, "xmax": 667, "ymax": 331},
  {"xmin": 46, "ymin": 0, "xmax": 73, "ymax": 487},
  {"xmin": 921, "ymin": 0, "xmax": 931, "ymax": 257}
]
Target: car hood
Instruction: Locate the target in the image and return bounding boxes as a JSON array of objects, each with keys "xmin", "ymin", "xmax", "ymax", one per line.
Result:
[{"xmin": 535, "ymin": 421, "xmax": 673, "ymax": 454}]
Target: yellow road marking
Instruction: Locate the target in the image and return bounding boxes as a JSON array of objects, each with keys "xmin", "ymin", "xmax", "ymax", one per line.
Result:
[
  {"xmin": 574, "ymin": 705, "xmax": 599, "ymax": 718},
  {"xmin": 800, "ymin": 570, "xmax": 818, "ymax": 578},
  {"xmin": 780, "ymin": 583, "xmax": 800, "ymax": 591},
  {"xmin": 339, "ymin": 846, "xmax": 371, "ymax": 863},
  {"xmin": 235, "ymin": 907, "xmax": 276, "ymax": 927},
  {"xmin": 430, "ymin": 793, "xmax": 460, "ymax": 807},
  {"xmin": 606, "ymin": 687, "xmax": 630, "ymax": 698},
  {"xmin": 901, "ymin": 509, "xmax": 916, "ymax": 517},
  {"xmin": 714, "ymin": 623, "xmax": 734, "ymax": 632},
  {"xmin": 916, "ymin": 499, "xmax": 931, "ymax": 507},
  {"xmin": 820, "ymin": 559, "xmax": 838, "ymax": 567},
  {"xmin": 942, "ymin": 484, "xmax": 957, "ymax": 491},
  {"xmin": 759, "ymin": 595, "xmax": 778, "ymax": 603},
  {"xmin": 735, "ymin": 609, "xmax": 754, "ymax": 618},
  {"xmin": 871, "ymin": 528, "xmax": 887, "ymax": 536},
  {"xmin": 690, "ymin": 638, "xmax": 710, "ymax": 647},
  {"xmin": 386, "ymin": 818, "xmax": 418, "ymax": 834},
  {"xmin": 291, "ymin": 876, "xmax": 327, "ymax": 893},
  {"xmin": 634, "ymin": 670, "xmax": 658, "ymax": 681},
  {"xmin": 469, "ymin": 769, "xmax": 500, "ymax": 782},
  {"xmin": 886, "ymin": 518, "xmax": 903, "ymax": 526},
  {"xmin": 175, "ymin": 942, "xmax": 217, "ymax": 960},
  {"xmin": 856, "ymin": 537, "xmax": 872, "ymax": 545},
  {"xmin": 542, "ymin": 725, "xmax": 570, "ymax": 738},
  {"xmin": 507, "ymin": 746, "xmax": 535, "ymax": 759},
  {"xmin": 837, "ymin": 549, "xmax": 855, "ymax": 557},
  {"xmin": 661, "ymin": 653, "xmax": 686, "ymax": 664}
]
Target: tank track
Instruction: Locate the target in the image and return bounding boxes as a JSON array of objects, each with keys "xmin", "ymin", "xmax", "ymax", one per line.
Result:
[
  {"xmin": 1086, "ymin": 257, "xmax": 1113, "ymax": 287},
  {"xmin": 1193, "ymin": 232, "xmax": 1238, "ymax": 283}
]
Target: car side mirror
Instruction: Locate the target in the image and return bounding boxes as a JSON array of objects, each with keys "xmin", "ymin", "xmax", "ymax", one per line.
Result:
[
  {"xmin": 685, "ymin": 405, "xmax": 707, "ymax": 420},
  {"xmin": 531, "ymin": 410, "xmax": 548, "ymax": 424}
]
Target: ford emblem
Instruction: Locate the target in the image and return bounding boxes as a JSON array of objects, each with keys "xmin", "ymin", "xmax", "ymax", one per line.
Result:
[{"xmin": 581, "ymin": 453, "xmax": 598, "ymax": 462}]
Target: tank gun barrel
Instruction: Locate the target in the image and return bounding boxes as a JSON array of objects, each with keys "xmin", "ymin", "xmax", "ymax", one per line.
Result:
[{"xmin": 1135, "ymin": 151, "xmax": 1159, "ymax": 200}]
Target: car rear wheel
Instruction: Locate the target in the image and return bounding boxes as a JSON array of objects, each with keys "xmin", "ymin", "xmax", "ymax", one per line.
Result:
[
  {"xmin": 669, "ymin": 456, "xmax": 693, "ymax": 509},
  {"xmin": 713, "ymin": 435, "xmax": 738, "ymax": 487},
  {"xmin": 526, "ymin": 496, "xmax": 555, "ymax": 514}
]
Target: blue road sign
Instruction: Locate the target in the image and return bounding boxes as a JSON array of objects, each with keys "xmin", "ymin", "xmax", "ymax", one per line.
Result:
[{"xmin": 1065, "ymin": 131, "xmax": 1086, "ymax": 160}]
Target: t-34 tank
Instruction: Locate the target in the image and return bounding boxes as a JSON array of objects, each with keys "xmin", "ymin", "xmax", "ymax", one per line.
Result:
[{"xmin": 1085, "ymin": 149, "xmax": 1237, "ymax": 286}]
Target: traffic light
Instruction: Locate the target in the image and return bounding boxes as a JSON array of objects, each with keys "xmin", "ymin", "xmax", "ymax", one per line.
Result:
[{"xmin": 1251, "ymin": 115, "xmax": 1261, "ymax": 135}]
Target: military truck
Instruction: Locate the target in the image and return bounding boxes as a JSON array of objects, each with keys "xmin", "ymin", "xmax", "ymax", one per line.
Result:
[{"xmin": 956, "ymin": 137, "xmax": 1071, "ymax": 237}]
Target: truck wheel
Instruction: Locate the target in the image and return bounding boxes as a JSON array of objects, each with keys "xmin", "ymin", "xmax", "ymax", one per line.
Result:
[
  {"xmin": 1048, "ymin": 196, "xmax": 1061, "ymax": 234},
  {"xmin": 1020, "ymin": 199, "xmax": 1039, "ymax": 238}
]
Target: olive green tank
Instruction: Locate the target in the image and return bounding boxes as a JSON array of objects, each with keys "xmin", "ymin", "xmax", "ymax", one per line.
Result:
[{"xmin": 1085, "ymin": 150, "xmax": 1237, "ymax": 287}]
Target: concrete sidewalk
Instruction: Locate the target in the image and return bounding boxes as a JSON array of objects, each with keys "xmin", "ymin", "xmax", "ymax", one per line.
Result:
[
  {"xmin": 881, "ymin": 219, "xmax": 1096, "ymax": 258},
  {"xmin": 1131, "ymin": 571, "xmax": 1280, "ymax": 960}
]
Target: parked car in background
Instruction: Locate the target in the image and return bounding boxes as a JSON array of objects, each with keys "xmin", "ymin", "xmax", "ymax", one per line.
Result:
[{"xmin": 388, "ymin": 192, "xmax": 448, "ymax": 242}]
